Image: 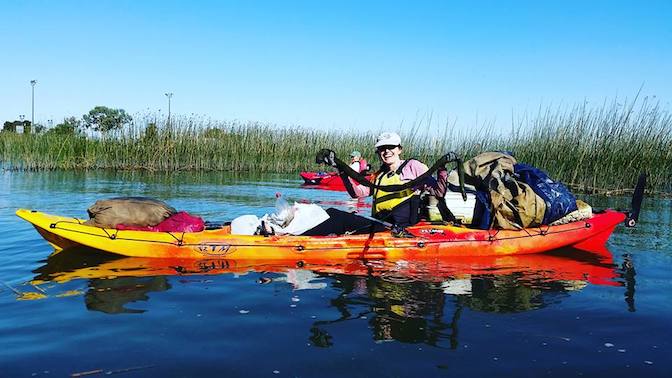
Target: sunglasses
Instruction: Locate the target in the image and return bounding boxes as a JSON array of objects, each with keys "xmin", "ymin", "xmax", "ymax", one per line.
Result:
[{"xmin": 376, "ymin": 145, "xmax": 400, "ymax": 153}]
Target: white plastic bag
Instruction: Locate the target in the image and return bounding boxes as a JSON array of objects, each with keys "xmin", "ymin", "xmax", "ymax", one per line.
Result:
[
  {"xmin": 280, "ymin": 203, "xmax": 329, "ymax": 235},
  {"xmin": 234, "ymin": 194, "xmax": 330, "ymax": 236},
  {"xmin": 260, "ymin": 202, "xmax": 329, "ymax": 236},
  {"xmin": 230, "ymin": 214, "xmax": 261, "ymax": 235}
]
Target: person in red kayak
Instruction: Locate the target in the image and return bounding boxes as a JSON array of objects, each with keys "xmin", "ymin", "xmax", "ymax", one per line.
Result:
[{"xmin": 349, "ymin": 150, "xmax": 369, "ymax": 173}]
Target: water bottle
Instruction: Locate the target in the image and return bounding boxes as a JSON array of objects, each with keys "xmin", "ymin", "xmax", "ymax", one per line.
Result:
[
  {"xmin": 273, "ymin": 192, "xmax": 294, "ymax": 227},
  {"xmin": 275, "ymin": 192, "xmax": 289, "ymax": 211}
]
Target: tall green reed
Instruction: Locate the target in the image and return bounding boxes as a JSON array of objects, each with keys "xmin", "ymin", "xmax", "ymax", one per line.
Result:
[{"xmin": 1, "ymin": 97, "xmax": 670, "ymax": 192}]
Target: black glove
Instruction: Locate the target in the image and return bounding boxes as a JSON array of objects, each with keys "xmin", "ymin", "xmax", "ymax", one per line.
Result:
[
  {"xmin": 441, "ymin": 152, "xmax": 459, "ymax": 164},
  {"xmin": 435, "ymin": 152, "xmax": 458, "ymax": 172},
  {"xmin": 315, "ymin": 149, "xmax": 337, "ymax": 167}
]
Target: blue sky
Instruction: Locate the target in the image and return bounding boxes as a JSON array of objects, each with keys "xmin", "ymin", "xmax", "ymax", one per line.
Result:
[{"xmin": 1, "ymin": 0, "xmax": 670, "ymax": 133}]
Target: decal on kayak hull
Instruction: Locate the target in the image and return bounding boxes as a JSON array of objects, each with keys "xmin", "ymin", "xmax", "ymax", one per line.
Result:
[{"xmin": 194, "ymin": 243, "xmax": 232, "ymax": 256}]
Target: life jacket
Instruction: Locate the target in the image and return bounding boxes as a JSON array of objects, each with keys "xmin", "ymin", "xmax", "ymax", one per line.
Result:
[
  {"xmin": 358, "ymin": 158, "xmax": 369, "ymax": 173},
  {"xmin": 372, "ymin": 160, "xmax": 416, "ymax": 216}
]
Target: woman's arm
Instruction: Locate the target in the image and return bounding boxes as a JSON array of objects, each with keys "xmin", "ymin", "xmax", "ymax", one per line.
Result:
[
  {"xmin": 401, "ymin": 159, "xmax": 448, "ymax": 196},
  {"xmin": 347, "ymin": 177, "xmax": 372, "ymax": 197},
  {"xmin": 432, "ymin": 168, "xmax": 449, "ymax": 197}
]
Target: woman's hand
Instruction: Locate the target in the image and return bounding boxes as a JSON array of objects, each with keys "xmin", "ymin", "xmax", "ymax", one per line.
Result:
[{"xmin": 315, "ymin": 149, "xmax": 337, "ymax": 167}]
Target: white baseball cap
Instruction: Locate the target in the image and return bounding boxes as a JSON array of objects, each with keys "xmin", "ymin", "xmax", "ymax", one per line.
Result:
[{"xmin": 374, "ymin": 132, "xmax": 402, "ymax": 148}]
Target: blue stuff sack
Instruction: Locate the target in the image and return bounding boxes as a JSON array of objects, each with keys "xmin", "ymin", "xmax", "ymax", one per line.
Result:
[
  {"xmin": 471, "ymin": 190, "xmax": 492, "ymax": 230},
  {"xmin": 514, "ymin": 163, "xmax": 578, "ymax": 224}
]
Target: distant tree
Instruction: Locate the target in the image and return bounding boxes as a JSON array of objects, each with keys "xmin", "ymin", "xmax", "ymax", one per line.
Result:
[
  {"xmin": 2, "ymin": 121, "xmax": 15, "ymax": 132},
  {"xmin": 82, "ymin": 106, "xmax": 132, "ymax": 132},
  {"xmin": 33, "ymin": 124, "xmax": 45, "ymax": 134},
  {"xmin": 47, "ymin": 117, "xmax": 81, "ymax": 135},
  {"xmin": 2, "ymin": 120, "xmax": 30, "ymax": 133}
]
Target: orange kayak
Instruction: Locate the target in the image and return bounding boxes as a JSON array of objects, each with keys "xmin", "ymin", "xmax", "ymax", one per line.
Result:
[{"xmin": 16, "ymin": 209, "xmax": 626, "ymax": 260}]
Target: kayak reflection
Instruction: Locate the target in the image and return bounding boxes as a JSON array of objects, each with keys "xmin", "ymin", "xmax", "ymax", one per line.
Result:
[
  {"xmin": 85, "ymin": 276, "xmax": 170, "ymax": 314},
  {"xmin": 306, "ymin": 246, "xmax": 623, "ymax": 347},
  {"xmin": 30, "ymin": 246, "xmax": 623, "ymax": 325}
]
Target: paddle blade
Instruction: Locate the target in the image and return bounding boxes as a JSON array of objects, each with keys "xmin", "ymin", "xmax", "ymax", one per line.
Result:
[{"xmin": 625, "ymin": 172, "xmax": 646, "ymax": 227}]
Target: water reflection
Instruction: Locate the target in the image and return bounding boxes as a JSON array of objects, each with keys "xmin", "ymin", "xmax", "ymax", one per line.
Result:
[
  {"xmin": 305, "ymin": 247, "xmax": 622, "ymax": 348},
  {"xmin": 28, "ymin": 246, "xmax": 627, "ymax": 340},
  {"xmin": 85, "ymin": 276, "xmax": 170, "ymax": 314},
  {"xmin": 621, "ymin": 254, "xmax": 636, "ymax": 312},
  {"xmin": 322, "ymin": 274, "xmax": 452, "ymax": 345},
  {"xmin": 312, "ymin": 197, "xmax": 371, "ymax": 214}
]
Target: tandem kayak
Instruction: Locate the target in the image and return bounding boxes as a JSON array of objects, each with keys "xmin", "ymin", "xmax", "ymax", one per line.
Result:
[{"xmin": 16, "ymin": 209, "xmax": 626, "ymax": 260}]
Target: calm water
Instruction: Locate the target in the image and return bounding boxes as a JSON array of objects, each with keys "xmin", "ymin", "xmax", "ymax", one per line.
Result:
[{"xmin": 1, "ymin": 170, "xmax": 670, "ymax": 377}]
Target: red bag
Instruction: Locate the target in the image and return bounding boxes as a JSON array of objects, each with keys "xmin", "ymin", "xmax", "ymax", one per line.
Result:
[{"xmin": 117, "ymin": 211, "xmax": 204, "ymax": 232}]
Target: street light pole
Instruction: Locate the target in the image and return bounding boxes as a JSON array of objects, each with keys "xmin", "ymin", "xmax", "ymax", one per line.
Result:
[
  {"xmin": 30, "ymin": 80, "xmax": 37, "ymax": 131},
  {"xmin": 164, "ymin": 92, "xmax": 173, "ymax": 126}
]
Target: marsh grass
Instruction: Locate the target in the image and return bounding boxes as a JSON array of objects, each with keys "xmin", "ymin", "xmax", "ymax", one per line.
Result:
[{"xmin": 1, "ymin": 98, "xmax": 670, "ymax": 192}]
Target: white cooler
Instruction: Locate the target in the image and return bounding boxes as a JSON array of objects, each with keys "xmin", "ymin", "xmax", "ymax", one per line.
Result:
[{"xmin": 428, "ymin": 191, "xmax": 478, "ymax": 224}]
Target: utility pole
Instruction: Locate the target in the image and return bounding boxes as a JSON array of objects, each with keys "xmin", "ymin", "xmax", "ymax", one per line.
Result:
[
  {"xmin": 30, "ymin": 80, "xmax": 37, "ymax": 129},
  {"xmin": 165, "ymin": 92, "xmax": 173, "ymax": 126}
]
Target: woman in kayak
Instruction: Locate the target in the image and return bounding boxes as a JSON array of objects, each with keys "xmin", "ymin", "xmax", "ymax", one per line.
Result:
[
  {"xmin": 300, "ymin": 132, "xmax": 447, "ymax": 236},
  {"xmin": 342, "ymin": 131, "xmax": 445, "ymax": 228}
]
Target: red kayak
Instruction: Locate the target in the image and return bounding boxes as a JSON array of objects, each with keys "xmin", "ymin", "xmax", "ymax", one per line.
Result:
[
  {"xmin": 300, "ymin": 171, "xmax": 373, "ymax": 191},
  {"xmin": 300, "ymin": 171, "xmax": 339, "ymax": 185}
]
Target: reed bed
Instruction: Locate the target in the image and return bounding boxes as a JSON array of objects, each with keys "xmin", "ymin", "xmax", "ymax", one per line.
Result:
[{"xmin": 1, "ymin": 98, "xmax": 670, "ymax": 192}]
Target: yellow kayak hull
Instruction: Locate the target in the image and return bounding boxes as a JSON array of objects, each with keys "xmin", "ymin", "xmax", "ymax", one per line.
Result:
[{"xmin": 16, "ymin": 209, "xmax": 625, "ymax": 260}]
